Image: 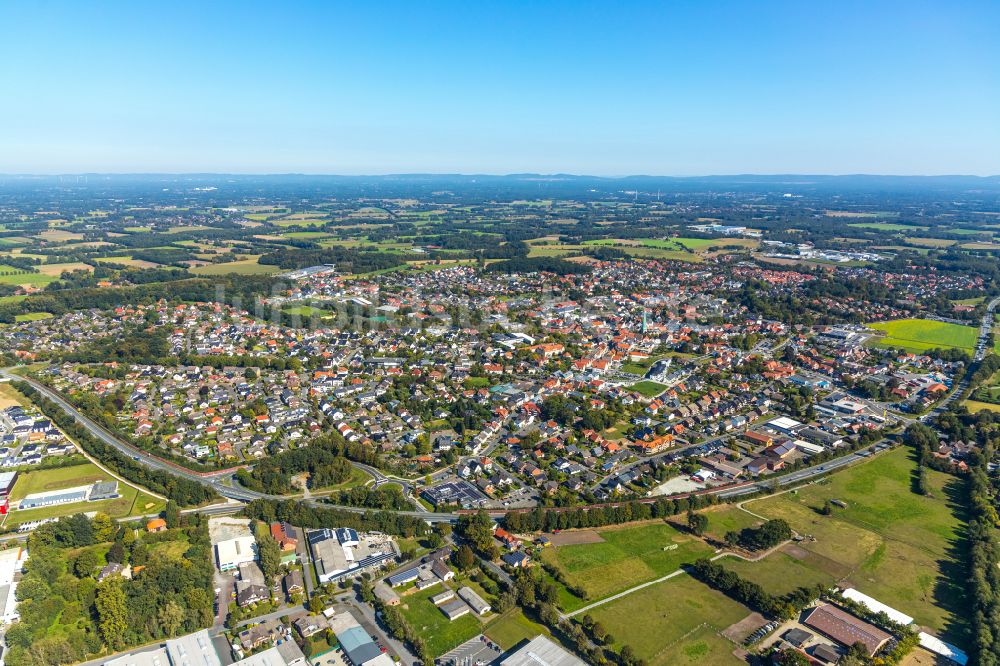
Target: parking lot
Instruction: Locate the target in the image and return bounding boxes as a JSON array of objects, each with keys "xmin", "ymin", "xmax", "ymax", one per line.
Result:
[{"xmin": 438, "ymin": 634, "xmax": 503, "ymax": 666}]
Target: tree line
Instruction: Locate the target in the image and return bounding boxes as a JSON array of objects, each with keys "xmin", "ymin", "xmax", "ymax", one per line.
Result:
[
  {"xmin": 242, "ymin": 498, "xmax": 429, "ymax": 538},
  {"xmin": 502, "ymin": 493, "xmax": 721, "ymax": 533}
]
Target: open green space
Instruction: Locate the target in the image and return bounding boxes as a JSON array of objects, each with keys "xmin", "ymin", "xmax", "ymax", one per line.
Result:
[
  {"xmin": 964, "ymin": 399, "xmax": 1000, "ymax": 414},
  {"xmin": 848, "ymin": 222, "xmax": 929, "ymax": 231},
  {"xmin": 189, "ymin": 259, "xmax": 280, "ymax": 275},
  {"xmin": 0, "ymin": 270, "xmax": 57, "ymax": 286},
  {"xmin": 539, "ymin": 521, "xmax": 714, "ymax": 606},
  {"xmin": 14, "ymin": 312, "xmax": 53, "ymax": 322},
  {"xmin": 485, "ymin": 611, "xmax": 551, "ymax": 650},
  {"xmin": 397, "ymin": 584, "xmax": 484, "ymax": 656},
  {"xmin": 630, "ymin": 381, "xmax": 668, "ymax": 398},
  {"xmin": 696, "ymin": 504, "xmax": 763, "ymax": 543},
  {"xmin": 654, "ymin": 624, "xmax": 743, "ymax": 666},
  {"xmin": 721, "ymin": 550, "xmax": 837, "ymax": 597},
  {"xmin": 282, "ymin": 231, "xmax": 333, "ymax": 239},
  {"xmin": 589, "ymin": 574, "xmax": 746, "ymax": 666},
  {"xmin": 745, "ymin": 447, "xmax": 966, "ymax": 639},
  {"xmin": 867, "ymin": 318, "xmax": 978, "ymax": 353},
  {"xmin": 282, "ymin": 304, "xmax": 329, "ymax": 317}
]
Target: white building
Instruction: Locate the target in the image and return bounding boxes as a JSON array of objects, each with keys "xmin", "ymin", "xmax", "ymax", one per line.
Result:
[{"xmin": 216, "ymin": 536, "xmax": 257, "ymax": 572}]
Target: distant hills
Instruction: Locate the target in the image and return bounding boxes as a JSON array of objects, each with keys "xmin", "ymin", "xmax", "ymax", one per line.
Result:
[{"xmin": 2, "ymin": 173, "xmax": 999, "ymax": 198}]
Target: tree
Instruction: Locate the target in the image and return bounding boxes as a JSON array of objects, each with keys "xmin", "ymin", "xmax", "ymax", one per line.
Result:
[
  {"xmin": 96, "ymin": 578, "xmax": 129, "ymax": 650},
  {"xmin": 308, "ymin": 595, "xmax": 324, "ymax": 613},
  {"xmin": 164, "ymin": 500, "xmax": 181, "ymax": 529},
  {"xmin": 257, "ymin": 532, "xmax": 282, "ymax": 582},
  {"xmin": 92, "ymin": 513, "xmax": 115, "ymax": 542},
  {"xmin": 106, "ymin": 541, "xmax": 126, "ymax": 564},
  {"xmin": 454, "ymin": 544, "xmax": 476, "ymax": 571},
  {"xmin": 74, "ymin": 550, "xmax": 100, "ymax": 578},
  {"xmin": 687, "ymin": 510, "xmax": 708, "ymax": 536},
  {"xmin": 772, "ymin": 648, "xmax": 809, "ymax": 665},
  {"xmin": 158, "ymin": 600, "xmax": 185, "ymax": 637}
]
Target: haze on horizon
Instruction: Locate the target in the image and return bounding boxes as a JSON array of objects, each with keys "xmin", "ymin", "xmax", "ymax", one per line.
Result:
[{"xmin": 1, "ymin": 0, "xmax": 998, "ymax": 176}]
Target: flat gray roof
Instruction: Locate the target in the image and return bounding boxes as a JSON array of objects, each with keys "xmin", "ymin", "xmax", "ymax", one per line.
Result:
[{"xmin": 500, "ymin": 635, "xmax": 586, "ymax": 666}]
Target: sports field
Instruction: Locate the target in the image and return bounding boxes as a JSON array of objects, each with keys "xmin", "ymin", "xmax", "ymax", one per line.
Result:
[
  {"xmin": 588, "ymin": 574, "xmax": 747, "ymax": 666},
  {"xmin": 867, "ymin": 318, "xmax": 978, "ymax": 353},
  {"xmin": 8, "ymin": 462, "xmax": 165, "ymax": 525},
  {"xmin": 744, "ymin": 447, "xmax": 966, "ymax": 640},
  {"xmin": 539, "ymin": 521, "xmax": 714, "ymax": 607}
]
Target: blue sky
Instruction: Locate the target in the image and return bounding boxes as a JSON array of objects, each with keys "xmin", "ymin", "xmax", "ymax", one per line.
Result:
[{"xmin": 1, "ymin": 1, "xmax": 998, "ymax": 174}]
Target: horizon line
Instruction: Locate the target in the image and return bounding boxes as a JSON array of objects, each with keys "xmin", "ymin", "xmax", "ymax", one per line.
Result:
[{"xmin": 2, "ymin": 172, "xmax": 999, "ymax": 179}]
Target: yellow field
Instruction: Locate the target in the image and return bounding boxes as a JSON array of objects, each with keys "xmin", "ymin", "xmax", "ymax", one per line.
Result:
[{"xmin": 37, "ymin": 262, "xmax": 93, "ymax": 276}]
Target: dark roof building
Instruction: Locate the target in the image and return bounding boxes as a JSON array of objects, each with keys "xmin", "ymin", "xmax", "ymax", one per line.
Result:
[{"xmin": 802, "ymin": 604, "xmax": 890, "ymax": 657}]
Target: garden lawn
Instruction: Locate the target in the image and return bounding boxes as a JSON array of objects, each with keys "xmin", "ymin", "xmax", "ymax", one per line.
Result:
[
  {"xmin": 867, "ymin": 319, "xmax": 978, "ymax": 353},
  {"xmin": 540, "ymin": 521, "xmax": 714, "ymax": 604},
  {"xmin": 746, "ymin": 447, "xmax": 967, "ymax": 641},
  {"xmin": 589, "ymin": 574, "xmax": 747, "ymax": 666}
]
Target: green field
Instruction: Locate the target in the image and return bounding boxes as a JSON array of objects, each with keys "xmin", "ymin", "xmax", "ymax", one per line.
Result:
[
  {"xmin": 397, "ymin": 584, "xmax": 485, "ymax": 656},
  {"xmin": 282, "ymin": 231, "xmax": 332, "ymax": 239},
  {"xmin": 484, "ymin": 610, "xmax": 551, "ymax": 650},
  {"xmin": 14, "ymin": 312, "xmax": 53, "ymax": 322},
  {"xmin": 696, "ymin": 504, "xmax": 764, "ymax": 543},
  {"xmin": 0, "ymin": 270, "xmax": 57, "ymax": 287},
  {"xmin": 867, "ymin": 318, "xmax": 978, "ymax": 353},
  {"xmin": 630, "ymin": 381, "xmax": 668, "ymax": 398},
  {"xmin": 848, "ymin": 223, "xmax": 929, "ymax": 231},
  {"xmin": 721, "ymin": 550, "xmax": 837, "ymax": 597},
  {"xmin": 589, "ymin": 574, "xmax": 747, "ymax": 666},
  {"xmin": 190, "ymin": 259, "xmax": 280, "ymax": 275},
  {"xmin": 540, "ymin": 521, "xmax": 714, "ymax": 608},
  {"xmin": 745, "ymin": 447, "xmax": 966, "ymax": 639},
  {"xmin": 964, "ymin": 399, "xmax": 1000, "ymax": 414},
  {"xmin": 282, "ymin": 305, "xmax": 329, "ymax": 317}
]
